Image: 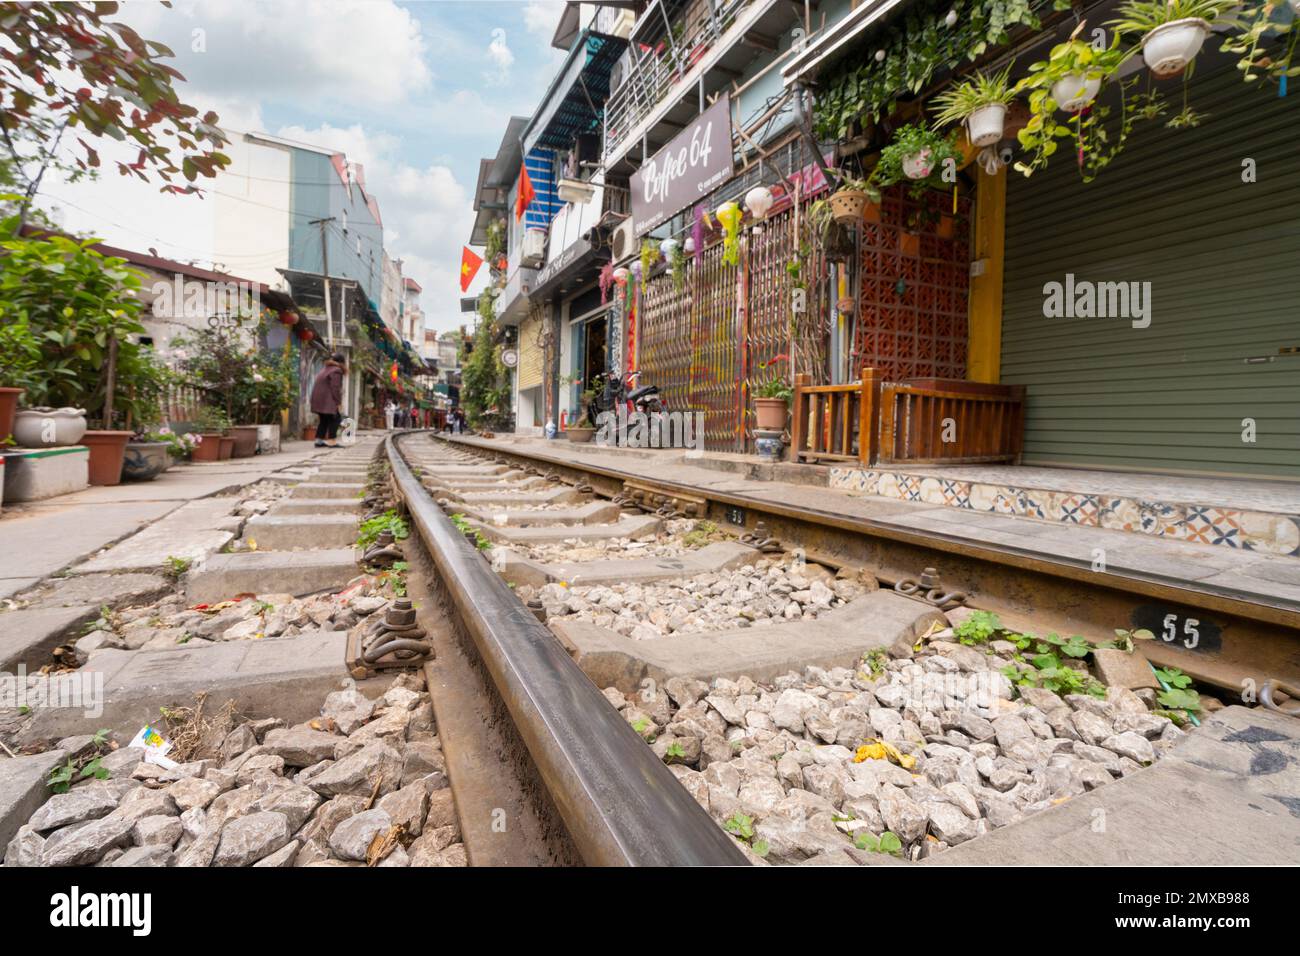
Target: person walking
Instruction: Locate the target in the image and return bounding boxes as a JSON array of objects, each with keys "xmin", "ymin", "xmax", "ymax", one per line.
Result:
[
  {"xmin": 309, "ymin": 353, "xmax": 346, "ymax": 448},
  {"xmin": 384, "ymin": 399, "xmax": 396, "ymax": 431}
]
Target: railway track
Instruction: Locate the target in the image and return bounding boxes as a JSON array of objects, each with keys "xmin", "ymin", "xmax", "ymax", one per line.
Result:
[
  {"xmin": 379, "ymin": 430, "xmax": 1299, "ymax": 867},
  {"xmin": 383, "ymin": 433, "xmax": 747, "ymax": 866}
]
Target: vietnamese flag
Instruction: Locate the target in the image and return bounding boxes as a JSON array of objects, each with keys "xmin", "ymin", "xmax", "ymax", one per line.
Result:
[
  {"xmin": 515, "ymin": 163, "xmax": 535, "ymax": 222},
  {"xmin": 390, "ymin": 361, "xmax": 399, "ymax": 384},
  {"xmin": 459, "ymin": 246, "xmax": 483, "ymax": 292}
]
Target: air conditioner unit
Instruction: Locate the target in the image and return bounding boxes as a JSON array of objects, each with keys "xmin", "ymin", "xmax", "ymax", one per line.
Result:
[
  {"xmin": 610, "ymin": 218, "xmax": 637, "ymax": 263},
  {"xmin": 522, "ymin": 227, "xmax": 546, "ymax": 266},
  {"xmin": 557, "ymin": 177, "xmax": 596, "ymax": 205}
]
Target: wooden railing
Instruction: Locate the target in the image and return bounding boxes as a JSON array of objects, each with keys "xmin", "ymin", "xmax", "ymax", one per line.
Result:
[{"xmin": 792, "ymin": 368, "xmax": 1024, "ymax": 466}]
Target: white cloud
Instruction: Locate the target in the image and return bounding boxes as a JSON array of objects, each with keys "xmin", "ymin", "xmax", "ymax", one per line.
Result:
[
  {"xmin": 523, "ymin": 0, "xmax": 567, "ymax": 37},
  {"xmin": 123, "ymin": 0, "xmax": 433, "ymax": 111},
  {"xmin": 485, "ymin": 27, "xmax": 515, "ymax": 86}
]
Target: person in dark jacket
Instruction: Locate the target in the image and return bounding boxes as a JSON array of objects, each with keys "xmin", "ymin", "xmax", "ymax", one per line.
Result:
[{"xmin": 309, "ymin": 353, "xmax": 346, "ymax": 448}]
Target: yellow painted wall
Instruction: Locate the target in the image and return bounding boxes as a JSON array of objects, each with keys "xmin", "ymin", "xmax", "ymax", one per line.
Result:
[{"xmin": 967, "ymin": 165, "xmax": 1005, "ymax": 383}]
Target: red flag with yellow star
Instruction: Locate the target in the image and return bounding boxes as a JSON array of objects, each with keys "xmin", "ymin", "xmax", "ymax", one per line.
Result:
[
  {"xmin": 515, "ymin": 163, "xmax": 535, "ymax": 222},
  {"xmin": 390, "ymin": 361, "xmax": 399, "ymax": 384},
  {"xmin": 459, "ymin": 246, "xmax": 483, "ymax": 293}
]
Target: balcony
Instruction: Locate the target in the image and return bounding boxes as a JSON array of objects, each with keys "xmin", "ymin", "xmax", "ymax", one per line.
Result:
[{"xmin": 602, "ymin": 0, "xmax": 798, "ymax": 171}]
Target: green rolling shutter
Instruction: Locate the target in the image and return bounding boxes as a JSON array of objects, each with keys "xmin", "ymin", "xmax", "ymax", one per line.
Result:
[{"xmin": 1000, "ymin": 58, "xmax": 1300, "ymax": 479}]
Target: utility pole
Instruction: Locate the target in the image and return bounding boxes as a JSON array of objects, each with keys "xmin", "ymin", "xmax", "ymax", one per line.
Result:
[{"xmin": 309, "ymin": 217, "xmax": 336, "ymax": 344}]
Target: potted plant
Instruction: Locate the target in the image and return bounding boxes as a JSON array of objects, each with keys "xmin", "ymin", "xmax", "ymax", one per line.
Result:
[
  {"xmin": 1108, "ymin": 0, "xmax": 1235, "ymax": 78},
  {"xmin": 190, "ymin": 407, "xmax": 229, "ymax": 462},
  {"xmin": 0, "ymin": 314, "xmax": 45, "ymax": 445},
  {"xmin": 753, "ymin": 378, "xmax": 793, "ymax": 431},
  {"xmin": 871, "ymin": 125, "xmax": 961, "ymax": 196},
  {"xmin": 1017, "ymin": 27, "xmax": 1128, "ymax": 114},
  {"xmin": 567, "ymin": 384, "xmax": 600, "ymax": 443},
  {"xmin": 828, "ymin": 176, "xmax": 880, "ymax": 225},
  {"xmin": 121, "ymin": 435, "xmax": 171, "ymax": 481},
  {"xmin": 931, "ymin": 64, "xmax": 1018, "ymax": 147}
]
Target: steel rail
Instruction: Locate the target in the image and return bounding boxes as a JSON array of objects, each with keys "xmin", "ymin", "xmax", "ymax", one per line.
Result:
[{"xmin": 386, "ymin": 435, "xmax": 747, "ymax": 866}]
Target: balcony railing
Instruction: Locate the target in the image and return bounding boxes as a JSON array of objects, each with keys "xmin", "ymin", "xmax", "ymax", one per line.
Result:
[
  {"xmin": 603, "ymin": 0, "xmax": 749, "ymax": 162},
  {"xmin": 791, "ymin": 368, "xmax": 1026, "ymax": 467}
]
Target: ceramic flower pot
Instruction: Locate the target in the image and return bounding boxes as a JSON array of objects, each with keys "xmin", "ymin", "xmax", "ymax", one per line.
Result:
[
  {"xmin": 0, "ymin": 387, "xmax": 22, "ymax": 445},
  {"xmin": 192, "ymin": 432, "xmax": 223, "ymax": 462},
  {"xmin": 1051, "ymin": 73, "xmax": 1101, "ymax": 112},
  {"xmin": 12, "ymin": 407, "xmax": 88, "ymax": 448},
  {"xmin": 82, "ymin": 430, "xmax": 133, "ymax": 486},
  {"xmin": 121, "ymin": 441, "xmax": 170, "ymax": 482},
  {"xmin": 754, "ymin": 398, "xmax": 789, "ymax": 431},
  {"xmin": 902, "ymin": 149, "xmax": 935, "ymax": 179},
  {"xmin": 965, "ymin": 103, "xmax": 1008, "ymax": 147},
  {"xmin": 1141, "ymin": 18, "xmax": 1211, "ymax": 78},
  {"xmin": 829, "ymin": 189, "xmax": 869, "ymax": 225},
  {"xmin": 229, "ymin": 425, "xmax": 259, "ymax": 458}
]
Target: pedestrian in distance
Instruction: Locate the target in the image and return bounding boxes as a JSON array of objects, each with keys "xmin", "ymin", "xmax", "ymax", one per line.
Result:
[
  {"xmin": 310, "ymin": 353, "xmax": 346, "ymax": 448},
  {"xmin": 384, "ymin": 400, "xmax": 396, "ymax": 430}
]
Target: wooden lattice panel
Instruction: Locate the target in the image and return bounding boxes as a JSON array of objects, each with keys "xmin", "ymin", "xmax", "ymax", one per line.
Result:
[{"xmin": 855, "ymin": 187, "xmax": 971, "ymax": 382}]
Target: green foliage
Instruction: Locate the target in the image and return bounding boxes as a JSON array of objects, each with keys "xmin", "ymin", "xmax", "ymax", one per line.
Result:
[
  {"xmin": 954, "ymin": 609, "xmax": 1002, "ymax": 645},
  {"xmin": 753, "ymin": 378, "xmax": 793, "ymax": 402},
  {"xmin": 484, "ymin": 218, "xmax": 506, "ymax": 265},
  {"xmin": 854, "ymin": 830, "xmax": 903, "ymax": 855},
  {"xmin": 0, "ymin": 217, "xmax": 167, "ymax": 426},
  {"xmin": 1221, "ymin": 4, "xmax": 1300, "ymax": 85},
  {"xmin": 171, "ymin": 323, "xmax": 295, "ymax": 425},
  {"xmin": 930, "ymin": 63, "xmax": 1018, "ymax": 126},
  {"xmin": 813, "ymin": 0, "xmax": 1045, "ymax": 140},
  {"xmin": 357, "ymin": 510, "xmax": 410, "ymax": 550},
  {"xmin": 47, "ymin": 728, "xmax": 112, "ymax": 793},
  {"xmin": 724, "ymin": 813, "xmax": 756, "ymax": 841},
  {"xmin": 460, "ymin": 291, "xmax": 511, "ymax": 429},
  {"xmin": 870, "ymin": 124, "xmax": 960, "ymax": 198},
  {"xmin": 668, "ymin": 241, "xmax": 688, "ymax": 293},
  {"xmin": 1153, "ymin": 666, "xmax": 1192, "ymax": 689},
  {"xmin": 0, "ymin": 2, "xmax": 230, "ymax": 227},
  {"xmin": 863, "ymin": 647, "xmax": 889, "ymax": 678},
  {"xmin": 1003, "ymin": 654, "xmax": 1106, "ymax": 697},
  {"xmin": 1107, "ymin": 0, "xmax": 1236, "ymax": 35},
  {"xmin": 163, "ymin": 556, "xmax": 191, "ymax": 580},
  {"xmin": 639, "ymin": 239, "xmax": 660, "ymax": 278},
  {"xmin": 664, "ymin": 741, "xmax": 686, "ymax": 759},
  {"xmin": 681, "ymin": 519, "xmax": 720, "ymax": 549},
  {"xmin": 1153, "ymin": 666, "xmax": 1201, "ymax": 714}
]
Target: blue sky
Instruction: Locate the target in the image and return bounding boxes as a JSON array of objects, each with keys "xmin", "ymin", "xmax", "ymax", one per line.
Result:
[{"xmin": 37, "ymin": 0, "xmax": 572, "ymax": 334}]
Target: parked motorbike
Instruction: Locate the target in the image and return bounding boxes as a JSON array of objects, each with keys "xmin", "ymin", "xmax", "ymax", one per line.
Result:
[{"xmin": 585, "ymin": 370, "xmax": 664, "ymax": 428}]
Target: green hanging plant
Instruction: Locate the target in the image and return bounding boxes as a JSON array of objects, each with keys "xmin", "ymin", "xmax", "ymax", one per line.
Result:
[
  {"xmin": 668, "ymin": 241, "xmax": 688, "ymax": 292},
  {"xmin": 639, "ymin": 239, "xmax": 659, "ymax": 278},
  {"xmin": 870, "ymin": 124, "xmax": 961, "ymax": 198}
]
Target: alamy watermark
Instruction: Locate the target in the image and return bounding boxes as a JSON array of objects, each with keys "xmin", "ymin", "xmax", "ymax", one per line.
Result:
[
  {"xmin": 1042, "ymin": 274, "xmax": 1151, "ymax": 329},
  {"xmin": 151, "ymin": 276, "xmax": 260, "ymax": 325},
  {"xmin": 595, "ymin": 406, "xmax": 705, "ymax": 454},
  {"xmin": 1, "ymin": 665, "xmax": 104, "ymax": 718}
]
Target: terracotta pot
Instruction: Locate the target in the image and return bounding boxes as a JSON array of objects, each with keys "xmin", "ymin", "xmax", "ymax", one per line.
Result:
[
  {"xmin": 229, "ymin": 425, "xmax": 259, "ymax": 458},
  {"xmin": 937, "ymin": 214, "xmax": 955, "ymax": 239},
  {"xmin": 565, "ymin": 426, "xmax": 596, "ymax": 443},
  {"xmin": 301, "ymin": 425, "xmax": 317, "ymax": 442},
  {"xmin": 829, "ymin": 189, "xmax": 869, "ymax": 225},
  {"xmin": 82, "ymin": 430, "xmax": 133, "ymax": 486},
  {"xmin": 862, "ymin": 200, "xmax": 882, "ymax": 224},
  {"xmin": 754, "ymin": 397, "xmax": 789, "ymax": 431},
  {"xmin": 218, "ymin": 436, "xmax": 235, "ymax": 460},
  {"xmin": 0, "ymin": 387, "xmax": 21, "ymax": 444},
  {"xmin": 12, "ymin": 406, "xmax": 87, "ymax": 447},
  {"xmin": 899, "ymin": 231, "xmax": 921, "ymax": 257},
  {"xmin": 192, "ymin": 432, "xmax": 223, "ymax": 462},
  {"xmin": 121, "ymin": 441, "xmax": 170, "ymax": 482}
]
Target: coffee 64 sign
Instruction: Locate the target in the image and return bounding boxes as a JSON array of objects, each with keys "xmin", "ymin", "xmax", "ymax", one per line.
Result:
[{"xmin": 629, "ymin": 95, "xmax": 734, "ymax": 236}]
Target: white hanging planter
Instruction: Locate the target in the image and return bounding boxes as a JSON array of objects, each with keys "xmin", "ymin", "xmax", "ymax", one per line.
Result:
[
  {"xmin": 902, "ymin": 148, "xmax": 936, "ymax": 179},
  {"xmin": 965, "ymin": 103, "xmax": 1008, "ymax": 148},
  {"xmin": 1051, "ymin": 73, "xmax": 1102, "ymax": 112},
  {"xmin": 1141, "ymin": 18, "xmax": 1211, "ymax": 78}
]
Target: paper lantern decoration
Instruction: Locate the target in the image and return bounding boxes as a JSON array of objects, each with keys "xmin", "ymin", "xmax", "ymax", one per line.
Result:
[
  {"xmin": 744, "ymin": 185, "xmax": 774, "ymax": 220},
  {"xmin": 630, "ymin": 260, "xmax": 642, "ymax": 278},
  {"xmin": 612, "ymin": 266, "xmax": 629, "ymax": 284},
  {"xmin": 683, "ymin": 237, "xmax": 695, "ymax": 254},
  {"xmin": 659, "ymin": 237, "xmax": 679, "ymax": 257}
]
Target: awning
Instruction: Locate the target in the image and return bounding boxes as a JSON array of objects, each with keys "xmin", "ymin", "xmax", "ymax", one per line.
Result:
[
  {"xmin": 522, "ymin": 28, "xmax": 628, "ymax": 156},
  {"xmin": 782, "ymin": 0, "xmax": 908, "ymax": 86}
]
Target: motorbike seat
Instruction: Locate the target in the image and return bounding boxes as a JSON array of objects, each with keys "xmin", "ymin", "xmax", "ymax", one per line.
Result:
[{"xmin": 627, "ymin": 384, "xmax": 659, "ymax": 402}]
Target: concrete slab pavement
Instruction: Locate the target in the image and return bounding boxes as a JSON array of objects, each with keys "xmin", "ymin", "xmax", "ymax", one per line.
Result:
[
  {"xmin": 0, "ymin": 750, "xmax": 67, "ymax": 856},
  {"xmin": 0, "ymin": 605, "xmax": 101, "ymax": 672},
  {"xmin": 927, "ymin": 705, "xmax": 1300, "ymax": 866},
  {"xmin": 73, "ymin": 498, "xmax": 241, "ymax": 574},
  {"xmin": 551, "ymin": 590, "xmax": 945, "ymax": 693},
  {"xmin": 184, "ymin": 548, "xmax": 359, "ymax": 604}
]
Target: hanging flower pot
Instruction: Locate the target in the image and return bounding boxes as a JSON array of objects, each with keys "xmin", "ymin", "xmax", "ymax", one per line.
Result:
[
  {"xmin": 829, "ymin": 189, "xmax": 869, "ymax": 225},
  {"xmin": 965, "ymin": 103, "xmax": 1008, "ymax": 148},
  {"xmin": 1051, "ymin": 74, "xmax": 1101, "ymax": 112},
  {"xmin": 1140, "ymin": 18, "xmax": 1211, "ymax": 78},
  {"xmin": 902, "ymin": 148, "xmax": 936, "ymax": 179}
]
